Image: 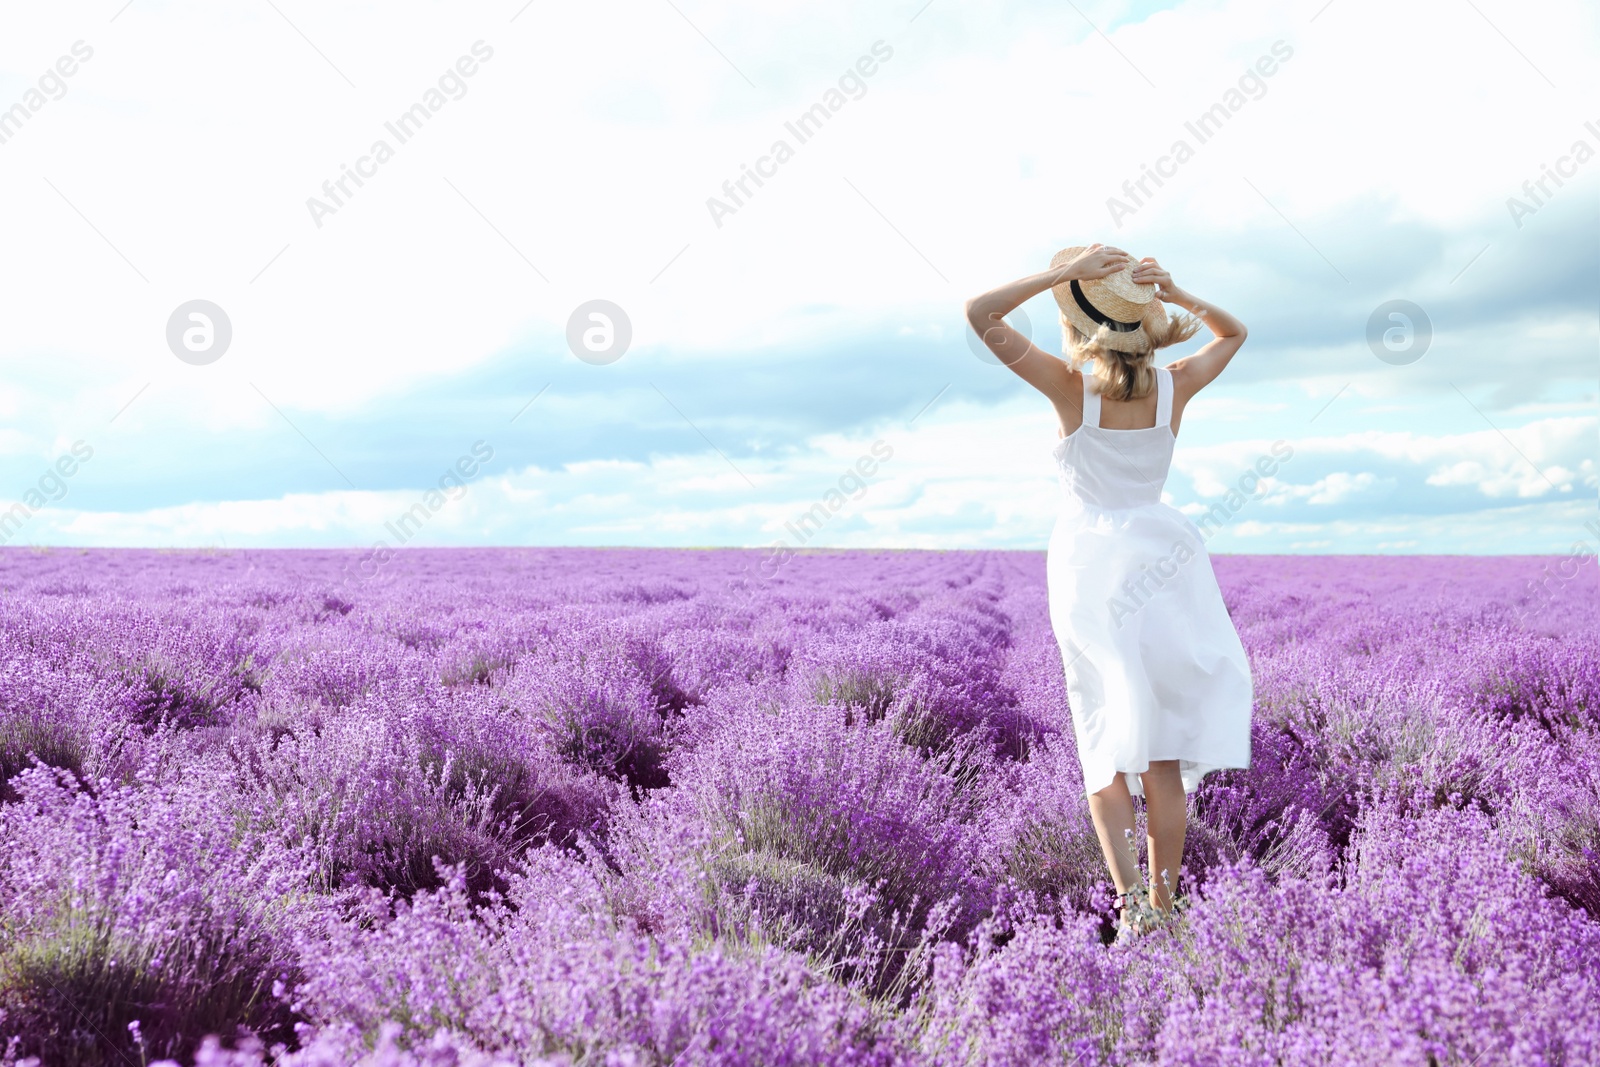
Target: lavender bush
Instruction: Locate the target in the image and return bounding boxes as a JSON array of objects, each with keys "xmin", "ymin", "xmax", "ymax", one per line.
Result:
[{"xmin": 0, "ymin": 547, "xmax": 1595, "ymax": 1065}]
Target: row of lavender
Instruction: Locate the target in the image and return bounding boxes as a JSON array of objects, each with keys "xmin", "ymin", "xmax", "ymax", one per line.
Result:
[{"xmin": 1, "ymin": 547, "xmax": 1597, "ymax": 1065}]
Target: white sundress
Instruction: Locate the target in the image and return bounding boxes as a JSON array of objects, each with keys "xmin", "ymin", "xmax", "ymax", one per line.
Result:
[{"xmin": 1045, "ymin": 364, "xmax": 1253, "ymax": 799}]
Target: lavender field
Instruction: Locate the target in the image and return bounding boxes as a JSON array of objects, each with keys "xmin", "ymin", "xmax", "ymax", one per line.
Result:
[{"xmin": 0, "ymin": 546, "xmax": 1597, "ymax": 1066}]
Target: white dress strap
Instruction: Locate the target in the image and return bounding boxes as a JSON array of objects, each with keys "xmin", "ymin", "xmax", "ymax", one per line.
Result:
[
  {"xmin": 1082, "ymin": 374, "xmax": 1101, "ymax": 429},
  {"xmin": 1155, "ymin": 366, "xmax": 1174, "ymax": 430}
]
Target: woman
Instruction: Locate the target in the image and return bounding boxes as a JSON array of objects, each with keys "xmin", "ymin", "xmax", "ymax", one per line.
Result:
[{"xmin": 964, "ymin": 243, "xmax": 1254, "ymax": 938}]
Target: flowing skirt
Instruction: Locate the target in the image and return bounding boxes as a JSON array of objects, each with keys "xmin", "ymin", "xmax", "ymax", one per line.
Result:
[{"xmin": 1046, "ymin": 500, "xmax": 1253, "ymax": 798}]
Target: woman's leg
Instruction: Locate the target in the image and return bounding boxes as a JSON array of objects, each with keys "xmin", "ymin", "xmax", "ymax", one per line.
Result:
[
  {"xmin": 1139, "ymin": 759, "xmax": 1186, "ymax": 915},
  {"xmin": 1087, "ymin": 772, "xmax": 1141, "ymax": 924}
]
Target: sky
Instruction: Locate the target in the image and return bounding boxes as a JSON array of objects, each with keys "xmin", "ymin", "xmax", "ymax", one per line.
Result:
[{"xmin": 0, "ymin": 0, "xmax": 1596, "ymax": 555}]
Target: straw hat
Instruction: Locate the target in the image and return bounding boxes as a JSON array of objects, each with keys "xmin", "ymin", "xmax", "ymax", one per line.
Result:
[{"xmin": 1049, "ymin": 245, "xmax": 1162, "ymax": 353}]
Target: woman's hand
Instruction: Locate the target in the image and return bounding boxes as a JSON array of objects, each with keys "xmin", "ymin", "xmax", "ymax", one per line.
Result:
[
  {"xmin": 1131, "ymin": 257, "xmax": 1182, "ymax": 301},
  {"xmin": 1058, "ymin": 243, "xmax": 1130, "ymax": 283}
]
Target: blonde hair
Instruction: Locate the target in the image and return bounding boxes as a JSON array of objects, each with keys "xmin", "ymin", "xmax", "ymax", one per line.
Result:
[{"xmin": 1062, "ymin": 304, "xmax": 1201, "ymax": 402}]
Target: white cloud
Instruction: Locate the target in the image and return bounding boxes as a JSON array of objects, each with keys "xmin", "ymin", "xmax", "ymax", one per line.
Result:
[
  {"xmin": 1289, "ymin": 471, "xmax": 1391, "ymax": 506},
  {"xmin": 1173, "ymin": 415, "xmax": 1595, "ymax": 510}
]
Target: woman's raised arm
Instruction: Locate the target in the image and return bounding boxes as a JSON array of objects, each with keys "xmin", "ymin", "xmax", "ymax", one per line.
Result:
[
  {"xmin": 964, "ymin": 243, "xmax": 1131, "ymax": 400},
  {"xmin": 1132, "ymin": 257, "xmax": 1246, "ymax": 402}
]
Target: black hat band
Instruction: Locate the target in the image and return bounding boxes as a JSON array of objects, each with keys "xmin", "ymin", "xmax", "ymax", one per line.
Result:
[{"xmin": 1070, "ymin": 279, "xmax": 1141, "ymax": 333}]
